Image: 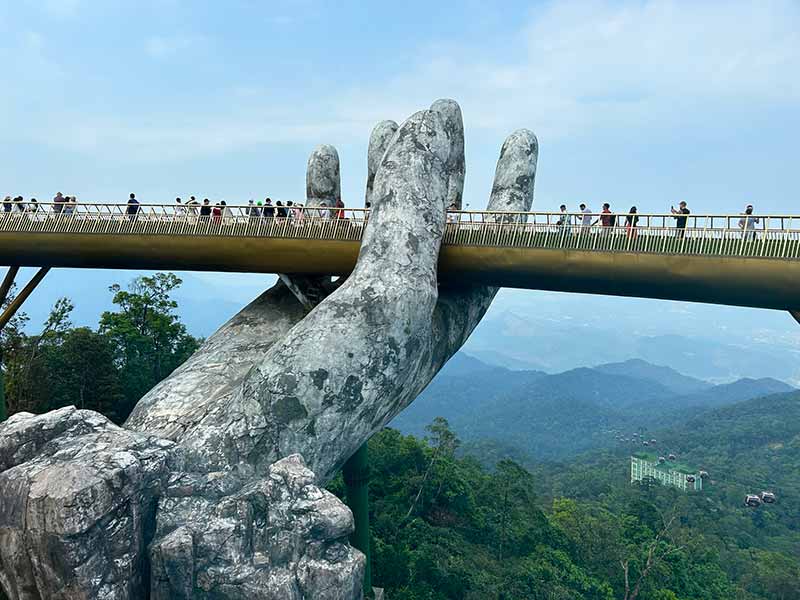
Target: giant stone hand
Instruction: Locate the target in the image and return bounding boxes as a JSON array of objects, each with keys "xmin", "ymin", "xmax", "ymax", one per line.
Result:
[
  {"xmin": 126, "ymin": 99, "xmax": 538, "ymax": 482},
  {"xmin": 0, "ymin": 99, "xmax": 537, "ymax": 599}
]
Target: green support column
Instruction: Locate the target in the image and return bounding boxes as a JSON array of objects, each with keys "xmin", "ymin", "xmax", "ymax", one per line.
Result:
[{"xmin": 343, "ymin": 442, "xmax": 372, "ymax": 596}]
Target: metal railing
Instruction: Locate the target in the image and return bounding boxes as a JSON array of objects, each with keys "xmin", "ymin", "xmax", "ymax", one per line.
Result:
[{"xmin": 2, "ymin": 202, "xmax": 799, "ymax": 260}]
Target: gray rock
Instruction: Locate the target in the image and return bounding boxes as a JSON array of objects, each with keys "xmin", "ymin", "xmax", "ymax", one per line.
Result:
[
  {"xmin": 365, "ymin": 120, "xmax": 398, "ymax": 207},
  {"xmin": 0, "ymin": 410, "xmax": 364, "ymax": 600},
  {"xmin": 0, "ymin": 407, "xmax": 174, "ymax": 599},
  {"xmin": 430, "ymin": 99, "xmax": 465, "ymax": 209},
  {"xmin": 149, "ymin": 454, "xmax": 363, "ymax": 600},
  {"xmin": 306, "ymin": 144, "xmax": 341, "ymax": 207}
]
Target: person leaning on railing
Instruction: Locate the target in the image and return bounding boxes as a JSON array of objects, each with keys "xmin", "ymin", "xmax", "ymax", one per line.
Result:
[{"xmin": 625, "ymin": 206, "xmax": 639, "ymax": 239}]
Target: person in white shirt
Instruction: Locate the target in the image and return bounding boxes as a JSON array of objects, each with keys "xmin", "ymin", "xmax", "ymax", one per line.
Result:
[
  {"xmin": 579, "ymin": 203, "xmax": 592, "ymax": 232},
  {"xmin": 739, "ymin": 204, "xmax": 759, "ymax": 240}
]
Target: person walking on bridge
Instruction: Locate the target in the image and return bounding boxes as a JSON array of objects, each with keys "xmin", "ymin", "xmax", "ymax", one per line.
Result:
[
  {"xmin": 739, "ymin": 204, "xmax": 760, "ymax": 240},
  {"xmin": 671, "ymin": 201, "xmax": 690, "ymax": 238},
  {"xmin": 579, "ymin": 203, "xmax": 592, "ymax": 233},
  {"xmin": 556, "ymin": 204, "xmax": 572, "ymax": 234},
  {"xmin": 52, "ymin": 192, "xmax": 66, "ymax": 214},
  {"xmin": 625, "ymin": 206, "xmax": 639, "ymax": 239},
  {"xmin": 593, "ymin": 203, "xmax": 614, "ymax": 231},
  {"xmin": 126, "ymin": 193, "xmax": 140, "ymax": 222}
]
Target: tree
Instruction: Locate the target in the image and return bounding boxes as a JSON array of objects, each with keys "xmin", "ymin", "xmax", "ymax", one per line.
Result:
[
  {"xmin": 42, "ymin": 327, "xmax": 125, "ymax": 422},
  {"xmin": 99, "ymin": 273, "xmax": 199, "ymax": 419}
]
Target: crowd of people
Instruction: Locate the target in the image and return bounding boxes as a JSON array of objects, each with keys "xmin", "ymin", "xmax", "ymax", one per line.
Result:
[
  {"xmin": 2, "ymin": 193, "xmax": 767, "ymax": 239},
  {"xmin": 554, "ymin": 201, "xmax": 763, "ymax": 239}
]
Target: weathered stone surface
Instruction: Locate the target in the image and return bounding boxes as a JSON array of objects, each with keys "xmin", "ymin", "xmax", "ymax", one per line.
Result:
[
  {"xmin": 431, "ymin": 99, "xmax": 465, "ymax": 209},
  {"xmin": 149, "ymin": 454, "xmax": 363, "ymax": 600},
  {"xmin": 306, "ymin": 144, "xmax": 341, "ymax": 207},
  {"xmin": 365, "ymin": 120, "xmax": 398, "ymax": 206},
  {"xmin": 0, "ymin": 410, "xmax": 363, "ymax": 600},
  {"xmin": 0, "ymin": 407, "xmax": 174, "ymax": 599}
]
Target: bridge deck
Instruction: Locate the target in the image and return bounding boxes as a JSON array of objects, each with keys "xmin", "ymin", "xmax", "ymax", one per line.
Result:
[{"xmin": 2, "ymin": 204, "xmax": 799, "ymax": 311}]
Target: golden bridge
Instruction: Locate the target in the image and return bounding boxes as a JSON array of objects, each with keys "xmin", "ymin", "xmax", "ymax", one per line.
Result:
[{"xmin": 2, "ymin": 203, "xmax": 800, "ymax": 327}]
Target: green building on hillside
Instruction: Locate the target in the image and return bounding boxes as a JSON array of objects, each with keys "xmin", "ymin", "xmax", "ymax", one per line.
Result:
[{"xmin": 631, "ymin": 452, "xmax": 702, "ymax": 492}]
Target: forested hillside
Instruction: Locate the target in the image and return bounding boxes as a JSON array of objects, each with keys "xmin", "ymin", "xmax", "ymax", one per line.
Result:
[
  {"xmin": 330, "ymin": 402, "xmax": 800, "ymax": 599},
  {"xmin": 392, "ymin": 354, "xmax": 794, "ymax": 462}
]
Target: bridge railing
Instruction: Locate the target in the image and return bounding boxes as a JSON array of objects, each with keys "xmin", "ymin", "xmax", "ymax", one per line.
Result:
[{"xmin": 2, "ymin": 203, "xmax": 799, "ymax": 259}]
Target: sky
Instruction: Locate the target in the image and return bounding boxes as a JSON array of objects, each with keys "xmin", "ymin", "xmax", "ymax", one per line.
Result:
[{"xmin": 3, "ymin": 1, "xmax": 800, "ymax": 378}]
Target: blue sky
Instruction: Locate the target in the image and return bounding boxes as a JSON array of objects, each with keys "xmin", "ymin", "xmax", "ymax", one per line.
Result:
[
  {"xmin": 2, "ymin": 0, "xmax": 798, "ymax": 214},
  {"xmin": 3, "ymin": 1, "xmax": 800, "ymax": 379}
]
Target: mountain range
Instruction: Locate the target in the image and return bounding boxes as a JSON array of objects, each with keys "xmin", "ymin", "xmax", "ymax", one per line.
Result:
[{"xmin": 390, "ymin": 354, "xmax": 794, "ymax": 462}]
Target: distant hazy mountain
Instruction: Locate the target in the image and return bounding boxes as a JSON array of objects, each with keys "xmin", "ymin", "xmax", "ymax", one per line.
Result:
[
  {"xmin": 594, "ymin": 358, "xmax": 712, "ymax": 395},
  {"xmin": 392, "ymin": 353, "xmax": 795, "ymax": 462},
  {"xmin": 672, "ymin": 377, "xmax": 793, "ymax": 409}
]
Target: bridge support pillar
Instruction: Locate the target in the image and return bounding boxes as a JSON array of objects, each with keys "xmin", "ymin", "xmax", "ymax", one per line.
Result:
[
  {"xmin": 0, "ymin": 267, "xmax": 50, "ymax": 422},
  {"xmin": 0, "ymin": 267, "xmax": 50, "ymax": 331},
  {"xmin": 343, "ymin": 441, "xmax": 372, "ymax": 597},
  {"xmin": 0, "ymin": 266, "xmax": 20, "ymax": 307}
]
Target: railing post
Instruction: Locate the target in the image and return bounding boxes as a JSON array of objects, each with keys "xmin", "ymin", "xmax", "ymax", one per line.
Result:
[{"xmin": 343, "ymin": 442, "xmax": 372, "ymax": 597}]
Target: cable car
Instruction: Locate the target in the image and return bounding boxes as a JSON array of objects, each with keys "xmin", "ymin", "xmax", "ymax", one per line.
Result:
[
  {"xmin": 658, "ymin": 456, "xmax": 666, "ymax": 464},
  {"xmin": 699, "ymin": 470, "xmax": 709, "ymax": 479},
  {"xmin": 744, "ymin": 494, "xmax": 762, "ymax": 508},
  {"xmin": 650, "ymin": 439, "xmax": 657, "ymax": 444},
  {"xmin": 760, "ymin": 491, "xmax": 776, "ymax": 504},
  {"xmin": 686, "ymin": 475, "xmax": 696, "ymax": 483},
  {"xmin": 668, "ymin": 454, "xmax": 676, "ymax": 461},
  {"xmin": 642, "ymin": 441, "xmax": 649, "ymax": 446}
]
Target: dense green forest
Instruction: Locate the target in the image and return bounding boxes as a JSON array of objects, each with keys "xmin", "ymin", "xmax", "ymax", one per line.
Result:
[
  {"xmin": 0, "ymin": 272, "xmax": 200, "ymax": 423},
  {"xmin": 1, "ymin": 274, "xmax": 798, "ymax": 599}
]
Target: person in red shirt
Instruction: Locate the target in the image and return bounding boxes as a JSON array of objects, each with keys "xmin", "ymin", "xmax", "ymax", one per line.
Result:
[
  {"xmin": 593, "ymin": 203, "xmax": 614, "ymax": 228},
  {"xmin": 212, "ymin": 203, "xmax": 222, "ymax": 223},
  {"xmin": 336, "ymin": 198, "xmax": 345, "ymax": 219}
]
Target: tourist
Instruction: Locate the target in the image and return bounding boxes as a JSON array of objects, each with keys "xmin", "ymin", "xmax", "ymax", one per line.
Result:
[
  {"xmin": 739, "ymin": 204, "xmax": 760, "ymax": 240},
  {"xmin": 2, "ymin": 196, "xmax": 12, "ymax": 213},
  {"xmin": 556, "ymin": 204, "xmax": 571, "ymax": 233},
  {"xmin": 264, "ymin": 198, "xmax": 275, "ymax": 218},
  {"xmin": 175, "ymin": 197, "xmax": 185, "ymax": 219},
  {"xmin": 200, "ymin": 198, "xmax": 212, "ymax": 218},
  {"xmin": 593, "ymin": 203, "xmax": 614, "ymax": 229},
  {"xmin": 579, "ymin": 203, "xmax": 592, "ymax": 232},
  {"xmin": 276, "ymin": 200, "xmax": 287, "ymax": 219},
  {"xmin": 247, "ymin": 199, "xmax": 256, "ymax": 218},
  {"xmin": 625, "ymin": 206, "xmax": 639, "ymax": 239},
  {"xmin": 286, "ymin": 200, "xmax": 295, "ymax": 220},
  {"xmin": 52, "ymin": 192, "xmax": 66, "ymax": 214},
  {"xmin": 13, "ymin": 196, "xmax": 25, "ymax": 213},
  {"xmin": 126, "ymin": 193, "xmax": 140, "ymax": 221},
  {"xmin": 336, "ymin": 198, "xmax": 346, "ymax": 219},
  {"xmin": 671, "ymin": 201, "xmax": 690, "ymax": 238},
  {"xmin": 64, "ymin": 196, "xmax": 77, "ymax": 215},
  {"xmin": 221, "ymin": 200, "xmax": 232, "ymax": 221},
  {"xmin": 212, "ymin": 202, "xmax": 222, "ymax": 223},
  {"xmin": 447, "ymin": 202, "xmax": 458, "ymax": 224},
  {"xmin": 292, "ymin": 202, "xmax": 304, "ymax": 221}
]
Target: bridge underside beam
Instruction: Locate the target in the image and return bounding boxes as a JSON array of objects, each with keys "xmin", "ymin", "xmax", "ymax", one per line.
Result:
[{"xmin": 3, "ymin": 232, "xmax": 800, "ymax": 312}]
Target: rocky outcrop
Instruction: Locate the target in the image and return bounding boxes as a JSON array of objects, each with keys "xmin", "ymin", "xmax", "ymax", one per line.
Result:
[
  {"xmin": 0, "ymin": 407, "xmax": 173, "ymax": 599},
  {"xmin": 149, "ymin": 454, "xmax": 363, "ymax": 600},
  {"xmin": 0, "ymin": 409, "xmax": 363, "ymax": 600}
]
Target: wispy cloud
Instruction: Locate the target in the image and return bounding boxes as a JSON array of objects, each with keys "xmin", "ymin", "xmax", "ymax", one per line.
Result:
[{"xmin": 4, "ymin": 1, "xmax": 800, "ymax": 163}]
